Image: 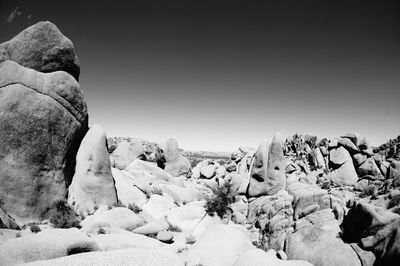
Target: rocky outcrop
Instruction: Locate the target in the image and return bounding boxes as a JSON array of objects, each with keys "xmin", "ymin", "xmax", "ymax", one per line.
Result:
[
  {"xmin": 110, "ymin": 140, "xmax": 146, "ymax": 170},
  {"xmin": 156, "ymin": 138, "xmax": 191, "ymax": 177},
  {"xmin": 0, "ymin": 60, "xmax": 88, "ymax": 224},
  {"xmin": 0, "ymin": 21, "xmax": 80, "ymax": 81},
  {"xmin": 68, "ymin": 125, "xmax": 117, "ymax": 217},
  {"xmin": 327, "ymin": 146, "xmax": 358, "ymax": 185},
  {"xmin": 247, "ymin": 190, "xmax": 294, "ymax": 250},
  {"xmin": 285, "ymin": 209, "xmax": 363, "ymax": 266},
  {"xmin": 248, "ymin": 135, "xmax": 286, "ymax": 197}
]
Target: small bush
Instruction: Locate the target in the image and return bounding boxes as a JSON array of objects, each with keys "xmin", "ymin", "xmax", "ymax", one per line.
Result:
[
  {"xmin": 97, "ymin": 227, "xmax": 106, "ymax": 234},
  {"xmin": 49, "ymin": 199, "xmax": 81, "ymax": 229},
  {"xmin": 168, "ymin": 224, "xmax": 182, "ymax": 232},
  {"xmin": 127, "ymin": 203, "xmax": 142, "ymax": 214},
  {"xmin": 113, "ymin": 200, "xmax": 125, "ymax": 208},
  {"xmin": 205, "ymin": 182, "xmax": 235, "ymax": 218},
  {"xmin": 30, "ymin": 224, "xmax": 41, "ymax": 233},
  {"xmin": 185, "ymin": 234, "xmax": 196, "ymax": 245},
  {"xmin": 388, "ymin": 194, "xmax": 400, "ymax": 209}
]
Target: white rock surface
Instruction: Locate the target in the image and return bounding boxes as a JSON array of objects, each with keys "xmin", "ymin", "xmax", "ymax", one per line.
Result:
[{"xmin": 68, "ymin": 124, "xmax": 117, "ymax": 217}]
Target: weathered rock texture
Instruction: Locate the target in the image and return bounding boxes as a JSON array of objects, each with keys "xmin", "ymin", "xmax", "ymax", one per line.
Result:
[
  {"xmin": 0, "ymin": 21, "xmax": 80, "ymax": 80},
  {"xmin": 156, "ymin": 138, "xmax": 191, "ymax": 177},
  {"xmin": 0, "ymin": 60, "xmax": 87, "ymax": 224},
  {"xmin": 248, "ymin": 135, "xmax": 286, "ymax": 197}
]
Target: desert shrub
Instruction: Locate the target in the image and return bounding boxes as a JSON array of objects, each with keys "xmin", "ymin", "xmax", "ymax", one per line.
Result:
[
  {"xmin": 168, "ymin": 224, "xmax": 182, "ymax": 232},
  {"xmin": 205, "ymin": 182, "xmax": 235, "ymax": 218},
  {"xmin": 185, "ymin": 234, "xmax": 196, "ymax": 244},
  {"xmin": 113, "ymin": 200, "xmax": 125, "ymax": 208},
  {"xmin": 127, "ymin": 203, "xmax": 142, "ymax": 214},
  {"xmin": 388, "ymin": 194, "xmax": 400, "ymax": 209},
  {"xmin": 30, "ymin": 224, "xmax": 41, "ymax": 233},
  {"xmin": 97, "ymin": 227, "xmax": 106, "ymax": 234},
  {"xmin": 49, "ymin": 199, "xmax": 81, "ymax": 229}
]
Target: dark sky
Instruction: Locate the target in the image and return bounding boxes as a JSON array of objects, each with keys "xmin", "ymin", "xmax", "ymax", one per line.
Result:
[{"xmin": 1, "ymin": 0, "xmax": 399, "ymax": 151}]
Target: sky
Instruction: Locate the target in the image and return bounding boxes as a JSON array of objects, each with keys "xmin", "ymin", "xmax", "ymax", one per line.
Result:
[{"xmin": 0, "ymin": 0, "xmax": 399, "ymax": 152}]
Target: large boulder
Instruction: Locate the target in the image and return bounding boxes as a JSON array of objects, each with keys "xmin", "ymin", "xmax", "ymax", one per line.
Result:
[
  {"xmin": 184, "ymin": 224, "xmax": 255, "ymax": 266},
  {"xmin": 142, "ymin": 194, "xmax": 177, "ymax": 220},
  {"xmin": 23, "ymin": 247, "xmax": 184, "ymax": 266},
  {"xmin": 0, "ymin": 60, "xmax": 87, "ymax": 224},
  {"xmin": 341, "ymin": 202, "xmax": 399, "ymax": 243},
  {"xmin": 358, "ymin": 157, "xmax": 382, "ymax": 179},
  {"xmin": 285, "ymin": 209, "xmax": 362, "ymax": 266},
  {"xmin": 361, "ymin": 218, "xmax": 400, "ymax": 266},
  {"xmin": 0, "ymin": 228, "xmax": 98, "ymax": 265},
  {"xmin": 160, "ymin": 183, "xmax": 202, "ymax": 204},
  {"xmin": 327, "ymin": 147, "xmax": 358, "ymax": 186},
  {"xmin": 156, "ymin": 138, "xmax": 191, "ymax": 177},
  {"xmin": 248, "ymin": 135, "xmax": 286, "ymax": 197},
  {"xmin": 0, "ymin": 21, "xmax": 80, "ymax": 80},
  {"xmin": 110, "ymin": 140, "xmax": 145, "ymax": 170},
  {"xmin": 287, "ymin": 182, "xmax": 330, "ymax": 220},
  {"xmin": 68, "ymin": 125, "xmax": 117, "ymax": 217},
  {"xmin": 90, "ymin": 229, "xmax": 165, "ymax": 251},
  {"xmin": 80, "ymin": 207, "xmax": 145, "ymax": 233}
]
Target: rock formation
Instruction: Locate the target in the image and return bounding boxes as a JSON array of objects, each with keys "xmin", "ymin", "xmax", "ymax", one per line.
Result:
[
  {"xmin": 0, "ymin": 60, "xmax": 87, "ymax": 224},
  {"xmin": 248, "ymin": 135, "xmax": 286, "ymax": 197},
  {"xmin": 156, "ymin": 138, "xmax": 191, "ymax": 177},
  {"xmin": 0, "ymin": 21, "xmax": 80, "ymax": 81},
  {"xmin": 68, "ymin": 125, "xmax": 117, "ymax": 217}
]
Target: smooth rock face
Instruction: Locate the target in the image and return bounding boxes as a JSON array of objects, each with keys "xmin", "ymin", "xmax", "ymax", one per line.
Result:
[
  {"xmin": 23, "ymin": 247, "xmax": 184, "ymax": 266},
  {"xmin": 110, "ymin": 140, "xmax": 145, "ymax": 170},
  {"xmin": 81, "ymin": 207, "xmax": 145, "ymax": 233},
  {"xmin": 68, "ymin": 125, "xmax": 117, "ymax": 217},
  {"xmin": 111, "ymin": 168, "xmax": 147, "ymax": 207},
  {"xmin": 326, "ymin": 146, "xmax": 358, "ymax": 186},
  {"xmin": 156, "ymin": 138, "xmax": 191, "ymax": 177},
  {"xmin": 248, "ymin": 136, "xmax": 286, "ymax": 197},
  {"xmin": 185, "ymin": 224, "xmax": 255, "ymax": 266},
  {"xmin": 0, "ymin": 60, "xmax": 88, "ymax": 223},
  {"xmin": 0, "ymin": 21, "xmax": 80, "ymax": 80},
  {"xmin": 0, "ymin": 228, "xmax": 98, "ymax": 265}
]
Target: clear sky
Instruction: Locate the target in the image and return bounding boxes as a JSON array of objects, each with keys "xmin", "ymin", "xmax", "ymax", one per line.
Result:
[{"xmin": 1, "ymin": 0, "xmax": 399, "ymax": 152}]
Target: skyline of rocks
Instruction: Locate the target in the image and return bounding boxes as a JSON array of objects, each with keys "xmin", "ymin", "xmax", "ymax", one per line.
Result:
[{"xmin": 1, "ymin": 20, "xmax": 399, "ymax": 266}]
